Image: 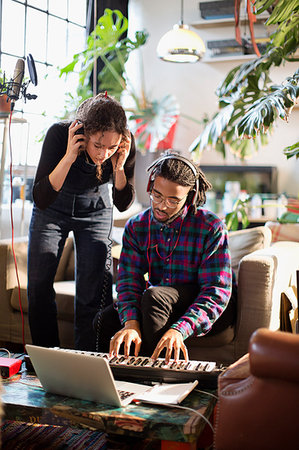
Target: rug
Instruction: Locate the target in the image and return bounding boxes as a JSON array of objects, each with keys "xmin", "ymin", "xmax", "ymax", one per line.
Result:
[{"xmin": 0, "ymin": 420, "xmax": 160, "ymax": 449}]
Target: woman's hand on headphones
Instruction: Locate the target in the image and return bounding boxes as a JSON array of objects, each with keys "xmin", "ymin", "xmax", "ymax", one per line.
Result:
[
  {"xmin": 111, "ymin": 129, "xmax": 131, "ymax": 172},
  {"xmin": 66, "ymin": 121, "xmax": 86, "ymax": 163}
]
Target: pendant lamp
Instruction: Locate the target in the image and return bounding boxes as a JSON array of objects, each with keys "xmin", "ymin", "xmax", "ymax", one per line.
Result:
[{"xmin": 157, "ymin": 0, "xmax": 206, "ymax": 63}]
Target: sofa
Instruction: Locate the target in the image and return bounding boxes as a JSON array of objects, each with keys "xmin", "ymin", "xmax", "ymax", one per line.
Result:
[
  {"xmin": 0, "ymin": 236, "xmax": 76, "ymax": 348},
  {"xmin": 0, "ymin": 226, "xmax": 299, "ymax": 364}
]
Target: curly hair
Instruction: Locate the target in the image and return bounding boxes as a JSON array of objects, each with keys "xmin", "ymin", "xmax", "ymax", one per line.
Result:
[
  {"xmin": 150, "ymin": 153, "xmax": 212, "ymax": 207},
  {"xmin": 75, "ymin": 93, "xmax": 128, "ymax": 137}
]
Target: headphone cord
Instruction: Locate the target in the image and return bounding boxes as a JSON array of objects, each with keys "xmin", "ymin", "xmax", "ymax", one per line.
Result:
[
  {"xmin": 146, "ymin": 206, "xmax": 189, "ymax": 288},
  {"xmin": 95, "ymin": 205, "xmax": 114, "ymax": 352}
]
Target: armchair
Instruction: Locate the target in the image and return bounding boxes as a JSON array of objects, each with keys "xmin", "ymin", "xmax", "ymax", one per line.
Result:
[
  {"xmin": 214, "ymin": 328, "xmax": 299, "ymax": 450},
  {"xmin": 186, "ymin": 227, "xmax": 299, "ymax": 365}
]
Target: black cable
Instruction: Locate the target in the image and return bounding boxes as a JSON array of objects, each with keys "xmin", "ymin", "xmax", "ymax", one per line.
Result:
[{"xmin": 95, "ymin": 203, "xmax": 114, "ymax": 352}]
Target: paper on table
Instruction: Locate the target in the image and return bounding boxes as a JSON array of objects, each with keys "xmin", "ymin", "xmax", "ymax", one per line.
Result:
[{"xmin": 134, "ymin": 380, "xmax": 198, "ymax": 405}]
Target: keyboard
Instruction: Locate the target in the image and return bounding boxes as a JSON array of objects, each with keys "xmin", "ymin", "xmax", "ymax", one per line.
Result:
[{"xmin": 51, "ymin": 348, "xmax": 225, "ymax": 388}]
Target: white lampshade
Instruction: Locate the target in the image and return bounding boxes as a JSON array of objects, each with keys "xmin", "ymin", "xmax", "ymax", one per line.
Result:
[{"xmin": 157, "ymin": 24, "xmax": 206, "ymax": 63}]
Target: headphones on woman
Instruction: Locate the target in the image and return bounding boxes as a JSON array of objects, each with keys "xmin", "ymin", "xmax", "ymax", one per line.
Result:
[{"xmin": 146, "ymin": 154, "xmax": 200, "ymax": 208}]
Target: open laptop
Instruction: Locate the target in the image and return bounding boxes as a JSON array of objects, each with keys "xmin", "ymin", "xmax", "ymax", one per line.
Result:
[{"xmin": 25, "ymin": 345, "xmax": 198, "ymax": 407}]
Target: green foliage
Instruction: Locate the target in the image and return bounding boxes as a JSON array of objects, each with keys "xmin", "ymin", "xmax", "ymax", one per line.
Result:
[
  {"xmin": 283, "ymin": 141, "xmax": 299, "ymax": 159},
  {"xmin": 225, "ymin": 198, "xmax": 251, "ymax": 231},
  {"xmin": 238, "ymin": 69, "xmax": 299, "ymax": 138},
  {"xmin": 60, "ymin": 9, "xmax": 148, "ymax": 105},
  {"xmin": 59, "ymin": 8, "xmax": 179, "ymax": 153},
  {"xmin": 190, "ymin": 0, "xmax": 299, "ymax": 160}
]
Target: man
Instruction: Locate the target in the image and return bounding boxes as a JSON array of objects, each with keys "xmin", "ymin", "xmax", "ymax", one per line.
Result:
[{"xmin": 94, "ymin": 153, "xmax": 235, "ymax": 362}]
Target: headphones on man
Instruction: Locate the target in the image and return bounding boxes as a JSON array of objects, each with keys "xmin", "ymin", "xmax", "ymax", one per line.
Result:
[{"xmin": 146, "ymin": 154, "xmax": 200, "ymax": 208}]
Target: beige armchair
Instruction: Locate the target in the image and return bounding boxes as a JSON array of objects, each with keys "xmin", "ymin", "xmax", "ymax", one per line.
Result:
[{"xmin": 186, "ymin": 227, "xmax": 299, "ymax": 365}]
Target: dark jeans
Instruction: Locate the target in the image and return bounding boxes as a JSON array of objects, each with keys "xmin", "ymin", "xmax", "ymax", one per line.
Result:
[
  {"xmin": 28, "ymin": 185, "xmax": 113, "ymax": 351},
  {"xmin": 94, "ymin": 284, "xmax": 236, "ymax": 356}
]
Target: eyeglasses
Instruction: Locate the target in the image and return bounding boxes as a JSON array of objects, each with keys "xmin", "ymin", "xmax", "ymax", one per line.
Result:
[{"xmin": 149, "ymin": 191, "xmax": 188, "ymax": 209}]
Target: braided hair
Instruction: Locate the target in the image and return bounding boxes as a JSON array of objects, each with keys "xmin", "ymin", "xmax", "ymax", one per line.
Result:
[{"xmin": 152, "ymin": 153, "xmax": 212, "ymax": 208}]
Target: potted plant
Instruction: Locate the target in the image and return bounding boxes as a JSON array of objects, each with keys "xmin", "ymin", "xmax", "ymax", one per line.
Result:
[
  {"xmin": 59, "ymin": 8, "xmax": 180, "ymax": 205},
  {"xmin": 0, "ymin": 69, "xmax": 12, "ymax": 114}
]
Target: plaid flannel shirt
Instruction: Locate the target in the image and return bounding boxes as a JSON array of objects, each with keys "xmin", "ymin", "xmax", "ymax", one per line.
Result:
[{"xmin": 115, "ymin": 206, "xmax": 232, "ymax": 340}]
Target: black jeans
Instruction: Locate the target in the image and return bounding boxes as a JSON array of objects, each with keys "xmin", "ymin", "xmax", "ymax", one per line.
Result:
[
  {"xmin": 94, "ymin": 284, "xmax": 236, "ymax": 356},
  {"xmin": 28, "ymin": 185, "xmax": 113, "ymax": 351}
]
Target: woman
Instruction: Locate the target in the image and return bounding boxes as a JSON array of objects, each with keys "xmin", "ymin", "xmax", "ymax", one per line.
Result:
[{"xmin": 27, "ymin": 93, "xmax": 135, "ymax": 351}]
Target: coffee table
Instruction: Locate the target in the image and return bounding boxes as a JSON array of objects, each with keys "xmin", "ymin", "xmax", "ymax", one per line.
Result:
[{"xmin": 2, "ymin": 368, "xmax": 216, "ymax": 449}]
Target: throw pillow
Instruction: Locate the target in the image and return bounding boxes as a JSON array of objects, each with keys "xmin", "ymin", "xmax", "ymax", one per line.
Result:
[{"xmin": 228, "ymin": 226, "xmax": 272, "ymax": 275}]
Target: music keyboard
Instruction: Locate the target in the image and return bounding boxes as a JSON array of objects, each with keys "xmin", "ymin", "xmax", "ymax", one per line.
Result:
[{"xmin": 52, "ymin": 348, "xmax": 225, "ymax": 388}]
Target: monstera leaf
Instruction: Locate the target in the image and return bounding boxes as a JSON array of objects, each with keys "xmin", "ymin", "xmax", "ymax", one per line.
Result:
[{"xmin": 60, "ymin": 9, "xmax": 148, "ymax": 102}]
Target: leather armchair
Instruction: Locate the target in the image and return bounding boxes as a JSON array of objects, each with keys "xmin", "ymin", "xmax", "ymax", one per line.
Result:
[{"xmin": 214, "ymin": 328, "xmax": 299, "ymax": 450}]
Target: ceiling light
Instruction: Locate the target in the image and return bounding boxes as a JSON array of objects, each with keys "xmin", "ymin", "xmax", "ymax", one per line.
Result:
[{"xmin": 157, "ymin": 0, "xmax": 206, "ymax": 63}]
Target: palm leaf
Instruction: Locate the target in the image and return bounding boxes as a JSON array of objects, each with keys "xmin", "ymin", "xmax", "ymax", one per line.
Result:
[{"xmin": 237, "ymin": 70, "xmax": 299, "ymax": 138}]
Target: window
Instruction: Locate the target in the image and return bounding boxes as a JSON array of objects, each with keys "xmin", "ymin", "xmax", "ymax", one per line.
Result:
[{"xmin": 0, "ymin": 0, "xmax": 87, "ymax": 166}]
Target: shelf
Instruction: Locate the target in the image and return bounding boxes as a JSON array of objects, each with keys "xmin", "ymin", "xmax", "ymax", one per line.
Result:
[
  {"xmin": 202, "ymin": 53, "xmax": 257, "ymax": 63},
  {"xmin": 191, "ymin": 13, "xmax": 269, "ymax": 29}
]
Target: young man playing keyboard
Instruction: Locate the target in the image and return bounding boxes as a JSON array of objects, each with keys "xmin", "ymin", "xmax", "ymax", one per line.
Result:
[{"xmin": 94, "ymin": 153, "xmax": 236, "ymax": 363}]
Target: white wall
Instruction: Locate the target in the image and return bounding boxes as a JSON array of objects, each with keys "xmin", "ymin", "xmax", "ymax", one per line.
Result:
[{"xmin": 127, "ymin": 0, "xmax": 299, "ymax": 196}]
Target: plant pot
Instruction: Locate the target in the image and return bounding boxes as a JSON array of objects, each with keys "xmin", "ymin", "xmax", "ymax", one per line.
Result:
[{"xmin": 0, "ymin": 95, "xmax": 11, "ymax": 115}]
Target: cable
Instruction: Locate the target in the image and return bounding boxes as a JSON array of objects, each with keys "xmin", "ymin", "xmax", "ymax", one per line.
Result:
[
  {"xmin": 0, "ymin": 348, "xmax": 11, "ymax": 358},
  {"xmin": 95, "ymin": 201, "xmax": 114, "ymax": 352},
  {"xmin": 8, "ymin": 111, "xmax": 26, "ymax": 352},
  {"xmin": 138, "ymin": 401, "xmax": 215, "ymax": 434},
  {"xmin": 194, "ymin": 388, "xmax": 218, "ymax": 400}
]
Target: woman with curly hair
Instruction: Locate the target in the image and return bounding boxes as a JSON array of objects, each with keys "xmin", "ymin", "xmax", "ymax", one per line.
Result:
[{"xmin": 27, "ymin": 93, "xmax": 136, "ymax": 351}]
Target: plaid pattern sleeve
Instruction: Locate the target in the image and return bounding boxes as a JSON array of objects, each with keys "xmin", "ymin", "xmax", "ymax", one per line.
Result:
[
  {"xmin": 115, "ymin": 207, "xmax": 232, "ymax": 338},
  {"xmin": 115, "ymin": 210, "xmax": 150, "ymax": 324}
]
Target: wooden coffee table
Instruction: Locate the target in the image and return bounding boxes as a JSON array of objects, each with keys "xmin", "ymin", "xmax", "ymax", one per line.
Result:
[{"xmin": 2, "ymin": 369, "xmax": 216, "ymax": 449}]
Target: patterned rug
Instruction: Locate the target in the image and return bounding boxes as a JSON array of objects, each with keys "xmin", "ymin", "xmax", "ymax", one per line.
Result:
[{"xmin": 0, "ymin": 420, "xmax": 160, "ymax": 449}]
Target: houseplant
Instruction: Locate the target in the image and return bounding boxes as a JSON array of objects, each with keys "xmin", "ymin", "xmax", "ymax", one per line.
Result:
[
  {"xmin": 0, "ymin": 69, "xmax": 12, "ymax": 114},
  {"xmin": 190, "ymin": 0, "xmax": 299, "ymax": 161},
  {"xmin": 59, "ymin": 8, "xmax": 180, "ymax": 205},
  {"xmin": 189, "ymin": 0, "xmax": 299, "ymax": 230},
  {"xmin": 59, "ymin": 8, "xmax": 180, "ymax": 155}
]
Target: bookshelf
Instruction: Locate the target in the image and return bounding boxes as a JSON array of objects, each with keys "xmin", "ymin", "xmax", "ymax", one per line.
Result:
[
  {"xmin": 190, "ymin": 13, "xmax": 269, "ymax": 29},
  {"xmin": 190, "ymin": 5, "xmax": 271, "ymax": 63}
]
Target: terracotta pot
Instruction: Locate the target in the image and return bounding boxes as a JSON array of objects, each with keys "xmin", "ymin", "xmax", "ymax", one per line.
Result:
[{"xmin": 0, "ymin": 95, "xmax": 11, "ymax": 114}]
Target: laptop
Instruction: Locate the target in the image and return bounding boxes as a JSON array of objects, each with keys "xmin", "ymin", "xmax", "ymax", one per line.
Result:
[{"xmin": 25, "ymin": 345, "xmax": 198, "ymax": 407}]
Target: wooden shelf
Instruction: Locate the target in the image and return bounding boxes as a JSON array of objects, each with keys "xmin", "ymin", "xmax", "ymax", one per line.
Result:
[{"xmin": 190, "ymin": 14, "xmax": 269, "ymax": 29}]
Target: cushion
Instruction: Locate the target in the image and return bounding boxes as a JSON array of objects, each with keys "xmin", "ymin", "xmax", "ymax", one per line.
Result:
[
  {"xmin": 265, "ymin": 221, "xmax": 299, "ymax": 243},
  {"xmin": 228, "ymin": 226, "xmax": 272, "ymax": 275},
  {"xmin": 10, "ymin": 281, "xmax": 75, "ymax": 322}
]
